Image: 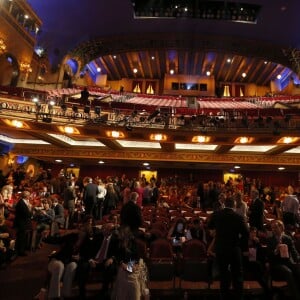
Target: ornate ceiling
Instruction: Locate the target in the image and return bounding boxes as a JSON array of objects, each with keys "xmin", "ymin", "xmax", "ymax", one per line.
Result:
[{"xmin": 26, "ymin": 0, "xmax": 300, "ymax": 84}]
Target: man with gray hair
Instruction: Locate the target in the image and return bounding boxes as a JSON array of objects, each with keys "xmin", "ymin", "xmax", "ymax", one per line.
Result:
[{"xmin": 120, "ymin": 192, "xmax": 143, "ymax": 236}]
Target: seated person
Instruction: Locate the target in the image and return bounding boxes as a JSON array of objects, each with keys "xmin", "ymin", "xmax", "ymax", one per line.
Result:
[
  {"xmin": 167, "ymin": 218, "xmax": 187, "ymax": 244},
  {"xmin": 186, "ymin": 217, "xmax": 208, "ymax": 245},
  {"xmin": 77, "ymin": 222, "xmax": 119, "ymax": 299},
  {"xmin": 266, "ymin": 220, "xmax": 300, "ymax": 300},
  {"xmin": 0, "ymin": 214, "xmax": 16, "ymax": 267},
  {"xmin": 51, "ymin": 197, "xmax": 65, "ymax": 235},
  {"xmin": 243, "ymin": 227, "xmax": 270, "ymax": 298},
  {"xmin": 36, "ymin": 216, "xmax": 93, "ymax": 300},
  {"xmin": 33, "ymin": 199, "xmax": 55, "ymax": 249}
]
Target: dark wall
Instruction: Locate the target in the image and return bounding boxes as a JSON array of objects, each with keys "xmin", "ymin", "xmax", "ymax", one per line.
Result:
[{"xmin": 48, "ymin": 164, "xmax": 298, "ymax": 187}]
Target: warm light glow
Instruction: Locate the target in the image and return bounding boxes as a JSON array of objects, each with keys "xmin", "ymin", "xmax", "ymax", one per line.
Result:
[
  {"xmin": 242, "ymin": 72, "xmax": 247, "ymax": 78},
  {"xmin": 278, "ymin": 167, "xmax": 285, "ymax": 171},
  {"xmin": 3, "ymin": 119, "xmax": 29, "ymax": 129},
  {"xmin": 277, "ymin": 136, "xmax": 298, "ymax": 144},
  {"xmin": 0, "ymin": 38, "xmax": 7, "ymax": 53},
  {"xmin": 234, "ymin": 136, "xmax": 255, "ymax": 144},
  {"xmin": 170, "ymin": 69, "xmax": 174, "ymax": 75},
  {"xmin": 283, "ymin": 137, "xmax": 292, "ymax": 144},
  {"xmin": 133, "ymin": 68, "xmax": 138, "ymax": 73},
  {"xmin": 58, "ymin": 126, "xmax": 80, "ymax": 135},
  {"xmin": 239, "ymin": 136, "xmax": 249, "ymax": 144},
  {"xmin": 206, "ymin": 71, "xmax": 211, "ymax": 76},
  {"xmin": 150, "ymin": 133, "xmax": 167, "ymax": 141},
  {"xmin": 277, "ymin": 74, "xmax": 282, "ymax": 80},
  {"xmin": 107, "ymin": 130, "xmax": 125, "ymax": 138},
  {"xmin": 55, "ymin": 159, "xmax": 62, "ymax": 163},
  {"xmin": 191, "ymin": 135, "xmax": 210, "ymax": 143},
  {"xmin": 234, "ymin": 165, "xmax": 241, "ymax": 169},
  {"xmin": 64, "ymin": 126, "xmax": 74, "ymax": 134},
  {"xmin": 20, "ymin": 61, "xmax": 32, "ymax": 73},
  {"xmin": 96, "ymin": 67, "xmax": 101, "ymax": 72},
  {"xmin": 11, "ymin": 120, "xmax": 23, "ymax": 128},
  {"xmin": 143, "ymin": 162, "xmax": 150, "ymax": 166},
  {"xmin": 111, "ymin": 131, "xmax": 120, "ymax": 138},
  {"xmin": 98, "ymin": 160, "xmax": 105, "ymax": 164}
]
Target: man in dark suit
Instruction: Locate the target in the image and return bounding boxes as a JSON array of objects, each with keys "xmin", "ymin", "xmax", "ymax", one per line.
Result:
[
  {"xmin": 13, "ymin": 191, "xmax": 32, "ymax": 256},
  {"xmin": 120, "ymin": 192, "xmax": 143, "ymax": 236},
  {"xmin": 82, "ymin": 177, "xmax": 98, "ymax": 216},
  {"xmin": 248, "ymin": 189, "xmax": 265, "ymax": 231},
  {"xmin": 77, "ymin": 222, "xmax": 119, "ymax": 299},
  {"xmin": 208, "ymin": 197, "xmax": 249, "ymax": 300}
]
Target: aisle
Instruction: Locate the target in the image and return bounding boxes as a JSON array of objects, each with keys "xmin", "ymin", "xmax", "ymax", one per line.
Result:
[{"xmin": 0, "ymin": 243, "xmax": 59, "ymax": 300}]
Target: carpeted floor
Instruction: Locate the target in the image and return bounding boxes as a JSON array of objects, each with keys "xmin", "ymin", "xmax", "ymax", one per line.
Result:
[{"xmin": 0, "ymin": 242, "xmax": 59, "ymax": 300}]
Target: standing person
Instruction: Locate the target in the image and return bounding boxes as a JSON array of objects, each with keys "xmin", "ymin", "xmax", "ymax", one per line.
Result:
[
  {"xmin": 208, "ymin": 197, "xmax": 249, "ymax": 300},
  {"xmin": 103, "ymin": 183, "xmax": 118, "ymax": 216},
  {"xmin": 234, "ymin": 191, "xmax": 248, "ymax": 221},
  {"xmin": 80, "ymin": 87, "xmax": 90, "ymax": 106},
  {"xmin": 82, "ymin": 177, "xmax": 98, "ymax": 216},
  {"xmin": 13, "ymin": 191, "xmax": 32, "ymax": 256},
  {"xmin": 133, "ymin": 181, "xmax": 143, "ymax": 207},
  {"xmin": 282, "ymin": 185, "xmax": 299, "ymax": 227},
  {"xmin": 63, "ymin": 184, "xmax": 76, "ymax": 229},
  {"xmin": 248, "ymin": 189, "xmax": 265, "ymax": 231},
  {"xmin": 94, "ymin": 179, "xmax": 107, "ymax": 220},
  {"xmin": 120, "ymin": 192, "xmax": 143, "ymax": 236},
  {"xmin": 150, "ymin": 181, "xmax": 160, "ymax": 206}
]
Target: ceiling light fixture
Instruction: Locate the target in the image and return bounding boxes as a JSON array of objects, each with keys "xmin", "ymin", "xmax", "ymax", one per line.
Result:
[
  {"xmin": 11, "ymin": 120, "xmax": 24, "ymax": 128},
  {"xmin": 150, "ymin": 133, "xmax": 167, "ymax": 141}
]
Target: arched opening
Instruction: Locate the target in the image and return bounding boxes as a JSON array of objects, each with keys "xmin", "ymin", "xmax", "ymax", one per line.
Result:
[{"xmin": 0, "ymin": 53, "xmax": 19, "ymax": 86}]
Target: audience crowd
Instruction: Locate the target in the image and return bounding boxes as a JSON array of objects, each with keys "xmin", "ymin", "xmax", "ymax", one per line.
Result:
[{"xmin": 0, "ymin": 165, "xmax": 300, "ymax": 299}]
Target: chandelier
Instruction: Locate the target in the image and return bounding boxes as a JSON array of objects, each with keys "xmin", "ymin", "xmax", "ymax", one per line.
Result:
[{"xmin": 20, "ymin": 61, "xmax": 33, "ymax": 73}]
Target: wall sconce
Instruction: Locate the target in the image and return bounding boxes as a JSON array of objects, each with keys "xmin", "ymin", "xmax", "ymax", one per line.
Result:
[
  {"xmin": 0, "ymin": 38, "xmax": 7, "ymax": 53},
  {"xmin": 20, "ymin": 61, "xmax": 32, "ymax": 73}
]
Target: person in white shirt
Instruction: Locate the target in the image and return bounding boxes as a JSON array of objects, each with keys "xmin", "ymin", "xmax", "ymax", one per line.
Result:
[
  {"xmin": 94, "ymin": 179, "xmax": 107, "ymax": 220},
  {"xmin": 282, "ymin": 185, "xmax": 299, "ymax": 227}
]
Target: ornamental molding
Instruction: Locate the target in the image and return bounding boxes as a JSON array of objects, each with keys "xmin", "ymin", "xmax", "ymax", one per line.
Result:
[{"xmin": 12, "ymin": 146, "xmax": 300, "ymax": 166}]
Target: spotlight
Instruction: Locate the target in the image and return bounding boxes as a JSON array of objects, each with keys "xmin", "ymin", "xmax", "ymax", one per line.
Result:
[
  {"xmin": 72, "ymin": 105, "xmax": 78, "ymax": 113},
  {"xmin": 42, "ymin": 116, "xmax": 52, "ymax": 123},
  {"xmin": 84, "ymin": 106, "xmax": 91, "ymax": 114},
  {"xmin": 61, "ymin": 104, "xmax": 67, "ymax": 111},
  {"xmin": 94, "ymin": 106, "xmax": 101, "ymax": 115}
]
